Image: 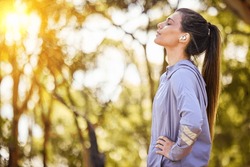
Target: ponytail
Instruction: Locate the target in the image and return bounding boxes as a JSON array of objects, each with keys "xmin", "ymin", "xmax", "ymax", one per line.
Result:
[
  {"xmin": 177, "ymin": 8, "xmax": 221, "ymax": 139},
  {"xmin": 202, "ymin": 24, "xmax": 221, "ymax": 139}
]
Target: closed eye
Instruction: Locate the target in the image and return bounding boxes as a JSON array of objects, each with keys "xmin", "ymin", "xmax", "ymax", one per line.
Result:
[
  {"xmin": 166, "ymin": 17, "xmax": 174, "ymax": 25},
  {"xmin": 165, "ymin": 21, "xmax": 171, "ymax": 26}
]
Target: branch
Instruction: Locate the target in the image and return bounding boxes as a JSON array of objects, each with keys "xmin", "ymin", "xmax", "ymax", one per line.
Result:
[{"xmin": 229, "ymin": 30, "xmax": 250, "ymax": 36}]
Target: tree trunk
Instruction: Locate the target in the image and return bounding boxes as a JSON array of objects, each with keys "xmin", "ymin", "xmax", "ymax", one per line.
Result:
[
  {"xmin": 8, "ymin": 51, "xmax": 20, "ymax": 167},
  {"xmin": 42, "ymin": 100, "xmax": 53, "ymax": 167},
  {"xmin": 8, "ymin": 115, "xmax": 19, "ymax": 167},
  {"xmin": 87, "ymin": 120, "xmax": 105, "ymax": 167},
  {"xmin": 143, "ymin": 44, "xmax": 155, "ymax": 103},
  {"xmin": 223, "ymin": 0, "xmax": 250, "ymax": 24},
  {"xmin": 73, "ymin": 112, "xmax": 91, "ymax": 167},
  {"xmin": 43, "ymin": 118, "xmax": 50, "ymax": 167}
]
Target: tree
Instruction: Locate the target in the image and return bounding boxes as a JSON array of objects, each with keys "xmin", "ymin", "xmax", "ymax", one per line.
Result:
[
  {"xmin": 202, "ymin": 1, "xmax": 250, "ymax": 166},
  {"xmin": 0, "ymin": 0, "xmax": 250, "ymax": 166}
]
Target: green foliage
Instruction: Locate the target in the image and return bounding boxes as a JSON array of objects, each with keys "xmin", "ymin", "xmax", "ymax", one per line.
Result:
[
  {"xmin": 0, "ymin": 0, "xmax": 250, "ymax": 166},
  {"xmin": 206, "ymin": 2, "xmax": 250, "ymax": 166}
]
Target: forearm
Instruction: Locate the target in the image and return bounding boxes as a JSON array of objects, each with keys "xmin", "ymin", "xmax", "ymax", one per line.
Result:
[{"xmin": 168, "ymin": 125, "xmax": 201, "ymax": 161}]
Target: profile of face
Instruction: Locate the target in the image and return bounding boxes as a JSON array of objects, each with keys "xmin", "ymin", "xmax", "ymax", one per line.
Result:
[{"xmin": 155, "ymin": 11, "xmax": 185, "ymax": 48}]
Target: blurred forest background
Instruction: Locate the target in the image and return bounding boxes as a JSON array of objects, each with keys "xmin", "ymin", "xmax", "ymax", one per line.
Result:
[{"xmin": 0, "ymin": 0, "xmax": 249, "ymax": 166}]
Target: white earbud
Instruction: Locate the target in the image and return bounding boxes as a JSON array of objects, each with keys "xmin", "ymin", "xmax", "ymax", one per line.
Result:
[{"xmin": 180, "ymin": 35, "xmax": 187, "ymax": 40}]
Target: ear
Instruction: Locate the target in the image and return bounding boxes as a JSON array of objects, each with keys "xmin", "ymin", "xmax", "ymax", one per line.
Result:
[{"xmin": 178, "ymin": 33, "xmax": 190, "ymax": 43}]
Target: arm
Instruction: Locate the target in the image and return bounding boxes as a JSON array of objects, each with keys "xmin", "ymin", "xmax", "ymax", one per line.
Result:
[
  {"xmin": 156, "ymin": 69, "xmax": 203, "ymax": 161},
  {"xmin": 155, "ymin": 124, "xmax": 201, "ymax": 161}
]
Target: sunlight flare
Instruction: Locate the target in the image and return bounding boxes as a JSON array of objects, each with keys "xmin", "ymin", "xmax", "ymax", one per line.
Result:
[{"xmin": 1, "ymin": 2, "xmax": 30, "ymax": 45}]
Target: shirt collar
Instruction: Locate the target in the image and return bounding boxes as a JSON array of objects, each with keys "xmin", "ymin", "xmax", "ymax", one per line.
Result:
[{"xmin": 166, "ymin": 59, "xmax": 194, "ymax": 79}]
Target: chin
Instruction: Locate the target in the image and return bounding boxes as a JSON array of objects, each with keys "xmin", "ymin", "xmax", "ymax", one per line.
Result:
[
  {"xmin": 154, "ymin": 39, "xmax": 164, "ymax": 46},
  {"xmin": 154, "ymin": 38, "xmax": 160, "ymax": 44}
]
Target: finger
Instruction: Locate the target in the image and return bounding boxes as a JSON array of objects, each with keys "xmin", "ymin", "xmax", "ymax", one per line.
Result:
[
  {"xmin": 156, "ymin": 140, "xmax": 165, "ymax": 146},
  {"xmin": 158, "ymin": 136, "xmax": 166, "ymax": 142},
  {"xmin": 156, "ymin": 150, "xmax": 163, "ymax": 155},
  {"xmin": 155, "ymin": 144, "xmax": 163, "ymax": 150},
  {"xmin": 161, "ymin": 136, "xmax": 170, "ymax": 142}
]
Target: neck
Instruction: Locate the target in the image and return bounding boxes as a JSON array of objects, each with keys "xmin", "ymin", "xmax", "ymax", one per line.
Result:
[{"xmin": 165, "ymin": 47, "xmax": 189, "ymax": 66}]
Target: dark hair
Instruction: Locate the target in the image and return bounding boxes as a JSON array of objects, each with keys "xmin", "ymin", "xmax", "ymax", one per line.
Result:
[{"xmin": 176, "ymin": 8, "xmax": 221, "ymax": 139}]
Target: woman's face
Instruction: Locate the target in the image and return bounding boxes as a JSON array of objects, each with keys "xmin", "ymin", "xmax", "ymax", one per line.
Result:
[{"xmin": 154, "ymin": 11, "xmax": 183, "ymax": 47}]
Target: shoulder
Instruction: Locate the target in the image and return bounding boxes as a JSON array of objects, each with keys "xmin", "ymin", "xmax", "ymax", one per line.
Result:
[
  {"xmin": 170, "ymin": 67, "xmax": 199, "ymax": 95},
  {"xmin": 171, "ymin": 67, "xmax": 197, "ymax": 84}
]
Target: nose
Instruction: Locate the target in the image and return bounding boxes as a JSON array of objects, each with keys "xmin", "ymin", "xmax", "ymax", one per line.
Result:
[
  {"xmin": 157, "ymin": 23, "xmax": 162, "ymax": 29},
  {"xmin": 157, "ymin": 22, "xmax": 164, "ymax": 29}
]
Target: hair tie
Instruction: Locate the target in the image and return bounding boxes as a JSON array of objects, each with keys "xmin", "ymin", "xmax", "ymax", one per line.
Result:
[{"xmin": 207, "ymin": 22, "xmax": 211, "ymax": 36}]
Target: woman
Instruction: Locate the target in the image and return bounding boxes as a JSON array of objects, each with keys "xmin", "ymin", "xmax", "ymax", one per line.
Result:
[{"xmin": 147, "ymin": 8, "xmax": 221, "ymax": 167}]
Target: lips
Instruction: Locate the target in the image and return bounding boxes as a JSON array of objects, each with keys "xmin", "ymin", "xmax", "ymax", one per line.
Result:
[{"xmin": 156, "ymin": 30, "xmax": 161, "ymax": 36}]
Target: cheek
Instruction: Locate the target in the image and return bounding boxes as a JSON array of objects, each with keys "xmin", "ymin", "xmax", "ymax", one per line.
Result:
[
  {"xmin": 164, "ymin": 28, "xmax": 180, "ymax": 40},
  {"xmin": 154, "ymin": 31, "xmax": 179, "ymax": 47}
]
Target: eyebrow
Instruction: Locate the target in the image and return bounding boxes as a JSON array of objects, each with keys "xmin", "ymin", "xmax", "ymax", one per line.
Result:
[{"xmin": 167, "ymin": 18, "xmax": 175, "ymax": 22}]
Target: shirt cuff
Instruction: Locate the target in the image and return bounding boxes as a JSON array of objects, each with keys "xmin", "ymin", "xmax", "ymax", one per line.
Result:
[{"xmin": 168, "ymin": 125, "xmax": 201, "ymax": 161}]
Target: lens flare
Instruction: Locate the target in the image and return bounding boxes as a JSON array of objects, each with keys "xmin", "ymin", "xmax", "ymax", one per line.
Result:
[{"xmin": 1, "ymin": 1, "xmax": 30, "ymax": 45}]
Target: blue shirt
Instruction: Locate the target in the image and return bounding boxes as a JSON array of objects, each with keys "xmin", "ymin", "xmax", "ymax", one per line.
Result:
[{"xmin": 147, "ymin": 60, "xmax": 211, "ymax": 167}]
